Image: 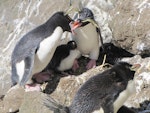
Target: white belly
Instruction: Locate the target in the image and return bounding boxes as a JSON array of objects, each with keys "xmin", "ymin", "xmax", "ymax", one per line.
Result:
[
  {"xmin": 72, "ymin": 23, "xmax": 99, "ymax": 59},
  {"xmin": 57, "ymin": 49, "xmax": 81, "ymax": 71},
  {"xmin": 113, "ymin": 80, "xmax": 136, "ymax": 113},
  {"xmin": 33, "ymin": 27, "xmax": 63, "ymax": 74}
]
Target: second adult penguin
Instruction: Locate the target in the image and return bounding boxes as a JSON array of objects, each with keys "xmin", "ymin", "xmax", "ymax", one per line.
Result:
[{"xmin": 70, "ymin": 8, "xmax": 104, "ymax": 70}]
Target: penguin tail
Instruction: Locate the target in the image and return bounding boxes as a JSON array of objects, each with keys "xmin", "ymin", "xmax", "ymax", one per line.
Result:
[
  {"xmin": 11, "ymin": 61, "xmax": 19, "ymax": 86},
  {"xmin": 44, "ymin": 96, "xmax": 69, "ymax": 113}
]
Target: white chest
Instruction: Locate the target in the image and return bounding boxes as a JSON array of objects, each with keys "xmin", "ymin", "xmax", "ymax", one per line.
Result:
[
  {"xmin": 72, "ymin": 23, "xmax": 99, "ymax": 55},
  {"xmin": 113, "ymin": 80, "xmax": 136, "ymax": 113},
  {"xmin": 57, "ymin": 49, "xmax": 81, "ymax": 71},
  {"xmin": 33, "ymin": 27, "xmax": 63, "ymax": 74}
]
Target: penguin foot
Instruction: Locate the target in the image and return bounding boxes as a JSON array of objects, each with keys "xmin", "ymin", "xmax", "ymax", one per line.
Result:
[
  {"xmin": 86, "ymin": 59, "xmax": 96, "ymax": 70},
  {"xmin": 72, "ymin": 59, "xmax": 79, "ymax": 71},
  {"xmin": 32, "ymin": 71, "xmax": 52, "ymax": 84},
  {"xmin": 25, "ymin": 83, "xmax": 41, "ymax": 92}
]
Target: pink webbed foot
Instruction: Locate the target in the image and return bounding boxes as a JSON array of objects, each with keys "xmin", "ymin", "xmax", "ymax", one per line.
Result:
[
  {"xmin": 32, "ymin": 71, "xmax": 52, "ymax": 84},
  {"xmin": 25, "ymin": 83, "xmax": 41, "ymax": 92},
  {"xmin": 72, "ymin": 59, "xmax": 79, "ymax": 71},
  {"xmin": 86, "ymin": 59, "xmax": 96, "ymax": 70}
]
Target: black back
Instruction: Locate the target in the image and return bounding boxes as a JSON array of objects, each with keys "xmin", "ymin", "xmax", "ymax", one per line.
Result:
[
  {"xmin": 98, "ymin": 43, "xmax": 134, "ymax": 65},
  {"xmin": 69, "ymin": 62, "xmax": 135, "ymax": 113}
]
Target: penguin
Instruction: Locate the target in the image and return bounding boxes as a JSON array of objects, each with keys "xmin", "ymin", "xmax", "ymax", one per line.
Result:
[
  {"xmin": 69, "ymin": 8, "xmax": 104, "ymax": 70},
  {"xmin": 69, "ymin": 62, "xmax": 138, "ymax": 113},
  {"xmin": 98, "ymin": 43, "xmax": 134, "ymax": 65},
  {"xmin": 11, "ymin": 12, "xmax": 73, "ymax": 89},
  {"xmin": 45, "ymin": 62, "xmax": 140, "ymax": 113},
  {"xmin": 32, "ymin": 41, "xmax": 81, "ymax": 84},
  {"xmin": 44, "ymin": 40, "xmax": 81, "ymax": 72}
]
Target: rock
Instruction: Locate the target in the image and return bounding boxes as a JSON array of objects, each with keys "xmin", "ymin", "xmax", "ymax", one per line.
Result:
[
  {"xmin": 19, "ymin": 91, "xmax": 53, "ymax": 113},
  {"xmin": 50, "ymin": 65, "xmax": 106, "ymax": 106},
  {"xmin": 109, "ymin": 0, "xmax": 150, "ymax": 55},
  {"xmin": 2, "ymin": 85, "xmax": 24, "ymax": 113}
]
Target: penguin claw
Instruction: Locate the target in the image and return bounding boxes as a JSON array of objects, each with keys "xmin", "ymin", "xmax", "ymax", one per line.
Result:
[
  {"xmin": 86, "ymin": 59, "xmax": 96, "ymax": 70},
  {"xmin": 25, "ymin": 83, "xmax": 41, "ymax": 92},
  {"xmin": 72, "ymin": 59, "xmax": 79, "ymax": 71}
]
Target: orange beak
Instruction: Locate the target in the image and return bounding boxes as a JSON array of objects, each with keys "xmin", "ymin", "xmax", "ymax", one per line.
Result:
[{"xmin": 69, "ymin": 21, "xmax": 82, "ymax": 35}]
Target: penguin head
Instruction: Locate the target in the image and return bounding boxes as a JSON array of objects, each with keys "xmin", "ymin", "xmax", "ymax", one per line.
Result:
[
  {"xmin": 76, "ymin": 8, "xmax": 94, "ymax": 22},
  {"xmin": 69, "ymin": 8, "xmax": 98, "ymax": 32},
  {"xmin": 67, "ymin": 41, "xmax": 77, "ymax": 50},
  {"xmin": 48, "ymin": 12, "xmax": 73, "ymax": 32},
  {"xmin": 116, "ymin": 62, "xmax": 140, "ymax": 80}
]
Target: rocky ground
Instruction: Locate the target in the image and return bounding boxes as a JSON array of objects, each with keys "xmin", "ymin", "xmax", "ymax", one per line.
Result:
[
  {"xmin": 0, "ymin": 0, "xmax": 150, "ymax": 113},
  {"xmin": 0, "ymin": 55, "xmax": 150, "ymax": 113}
]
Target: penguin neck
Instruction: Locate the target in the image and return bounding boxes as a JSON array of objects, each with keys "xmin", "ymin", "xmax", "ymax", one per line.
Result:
[
  {"xmin": 45, "ymin": 17, "xmax": 71, "ymax": 33},
  {"xmin": 45, "ymin": 20, "xmax": 61, "ymax": 32}
]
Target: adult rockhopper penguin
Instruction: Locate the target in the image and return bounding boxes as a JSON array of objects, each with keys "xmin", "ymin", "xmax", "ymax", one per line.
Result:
[
  {"xmin": 70, "ymin": 8, "xmax": 104, "ymax": 70},
  {"xmin": 11, "ymin": 12, "xmax": 73, "ymax": 91},
  {"xmin": 45, "ymin": 62, "xmax": 140, "ymax": 113}
]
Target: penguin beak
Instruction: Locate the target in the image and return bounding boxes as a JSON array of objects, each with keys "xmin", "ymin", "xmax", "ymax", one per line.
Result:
[
  {"xmin": 69, "ymin": 21, "xmax": 82, "ymax": 34},
  {"xmin": 130, "ymin": 64, "xmax": 141, "ymax": 71}
]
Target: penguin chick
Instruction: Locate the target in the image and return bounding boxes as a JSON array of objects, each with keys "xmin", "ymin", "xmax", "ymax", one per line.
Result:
[
  {"xmin": 98, "ymin": 43, "xmax": 134, "ymax": 65},
  {"xmin": 45, "ymin": 62, "xmax": 140, "ymax": 113},
  {"xmin": 70, "ymin": 8, "xmax": 104, "ymax": 70},
  {"xmin": 44, "ymin": 41, "xmax": 81, "ymax": 72},
  {"xmin": 11, "ymin": 12, "xmax": 72, "ymax": 88}
]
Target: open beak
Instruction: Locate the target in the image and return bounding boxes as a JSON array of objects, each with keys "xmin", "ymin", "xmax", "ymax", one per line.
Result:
[{"xmin": 69, "ymin": 21, "xmax": 82, "ymax": 34}]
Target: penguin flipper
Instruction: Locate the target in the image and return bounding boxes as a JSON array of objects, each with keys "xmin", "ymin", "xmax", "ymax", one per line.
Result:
[{"xmin": 19, "ymin": 54, "xmax": 35, "ymax": 86}]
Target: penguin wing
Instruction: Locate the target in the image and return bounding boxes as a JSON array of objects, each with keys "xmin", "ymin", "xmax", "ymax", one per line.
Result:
[{"xmin": 11, "ymin": 49, "xmax": 36, "ymax": 86}]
